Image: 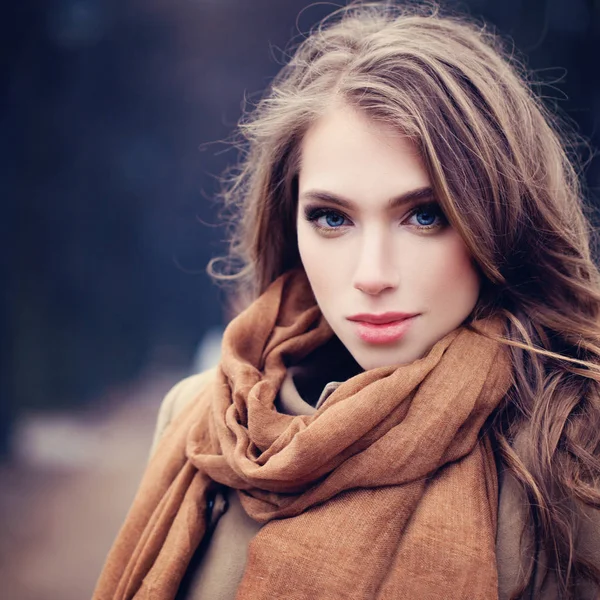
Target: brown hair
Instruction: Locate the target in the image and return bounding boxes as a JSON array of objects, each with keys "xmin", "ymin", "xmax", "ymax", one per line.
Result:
[{"xmin": 208, "ymin": 2, "xmax": 600, "ymax": 596}]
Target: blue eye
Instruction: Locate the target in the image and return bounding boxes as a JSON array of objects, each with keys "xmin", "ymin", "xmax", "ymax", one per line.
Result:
[
  {"xmin": 323, "ymin": 212, "xmax": 346, "ymax": 227},
  {"xmin": 303, "ymin": 202, "xmax": 446, "ymax": 234},
  {"xmin": 305, "ymin": 207, "xmax": 349, "ymax": 230},
  {"xmin": 409, "ymin": 203, "xmax": 446, "ymax": 230},
  {"xmin": 415, "ymin": 207, "xmax": 437, "ymax": 226}
]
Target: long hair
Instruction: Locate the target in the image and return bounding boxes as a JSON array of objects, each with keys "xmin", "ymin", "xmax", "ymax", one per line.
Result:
[{"xmin": 208, "ymin": 2, "xmax": 600, "ymax": 596}]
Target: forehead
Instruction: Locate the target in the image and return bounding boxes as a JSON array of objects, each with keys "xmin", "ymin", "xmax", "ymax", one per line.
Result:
[{"xmin": 298, "ymin": 104, "xmax": 430, "ymax": 203}]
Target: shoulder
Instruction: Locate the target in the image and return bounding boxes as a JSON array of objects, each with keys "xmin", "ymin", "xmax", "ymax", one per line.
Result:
[{"xmin": 149, "ymin": 367, "xmax": 219, "ymax": 458}]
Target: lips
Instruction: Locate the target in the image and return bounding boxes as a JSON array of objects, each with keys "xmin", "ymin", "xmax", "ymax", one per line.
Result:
[
  {"xmin": 346, "ymin": 312, "xmax": 419, "ymax": 344},
  {"xmin": 346, "ymin": 312, "xmax": 419, "ymax": 324}
]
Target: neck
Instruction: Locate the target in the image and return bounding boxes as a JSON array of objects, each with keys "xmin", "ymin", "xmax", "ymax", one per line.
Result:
[{"xmin": 289, "ymin": 335, "xmax": 363, "ymax": 407}]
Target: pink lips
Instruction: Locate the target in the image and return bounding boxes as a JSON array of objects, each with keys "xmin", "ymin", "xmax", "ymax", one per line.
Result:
[{"xmin": 346, "ymin": 312, "xmax": 419, "ymax": 344}]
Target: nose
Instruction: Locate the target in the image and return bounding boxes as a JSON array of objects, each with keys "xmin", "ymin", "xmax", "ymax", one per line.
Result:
[{"xmin": 352, "ymin": 228, "xmax": 399, "ymax": 295}]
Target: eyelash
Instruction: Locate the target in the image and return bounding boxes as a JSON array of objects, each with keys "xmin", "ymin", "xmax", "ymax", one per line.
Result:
[{"xmin": 303, "ymin": 202, "xmax": 448, "ymax": 234}]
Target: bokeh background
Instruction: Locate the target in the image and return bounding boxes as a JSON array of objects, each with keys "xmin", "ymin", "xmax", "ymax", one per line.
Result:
[{"xmin": 1, "ymin": 0, "xmax": 599, "ymax": 598}]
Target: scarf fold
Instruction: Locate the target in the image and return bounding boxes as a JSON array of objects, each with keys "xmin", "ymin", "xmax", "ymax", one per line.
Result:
[{"xmin": 93, "ymin": 268, "xmax": 513, "ymax": 600}]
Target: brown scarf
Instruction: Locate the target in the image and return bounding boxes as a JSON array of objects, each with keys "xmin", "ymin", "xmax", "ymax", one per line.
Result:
[{"xmin": 93, "ymin": 268, "xmax": 513, "ymax": 600}]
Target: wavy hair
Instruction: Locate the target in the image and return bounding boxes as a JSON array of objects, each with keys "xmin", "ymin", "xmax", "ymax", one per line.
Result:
[{"xmin": 208, "ymin": 2, "xmax": 600, "ymax": 596}]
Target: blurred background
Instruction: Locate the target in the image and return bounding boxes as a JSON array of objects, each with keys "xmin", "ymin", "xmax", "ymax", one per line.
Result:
[{"xmin": 1, "ymin": 0, "xmax": 598, "ymax": 598}]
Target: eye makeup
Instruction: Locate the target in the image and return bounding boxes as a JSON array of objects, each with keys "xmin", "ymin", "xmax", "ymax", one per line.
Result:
[{"xmin": 302, "ymin": 200, "xmax": 448, "ymax": 234}]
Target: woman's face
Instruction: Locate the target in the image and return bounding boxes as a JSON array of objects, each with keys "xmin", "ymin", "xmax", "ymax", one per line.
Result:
[{"xmin": 296, "ymin": 104, "xmax": 481, "ymax": 370}]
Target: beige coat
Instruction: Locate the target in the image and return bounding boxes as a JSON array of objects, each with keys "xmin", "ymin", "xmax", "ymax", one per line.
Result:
[{"xmin": 149, "ymin": 369, "xmax": 600, "ymax": 600}]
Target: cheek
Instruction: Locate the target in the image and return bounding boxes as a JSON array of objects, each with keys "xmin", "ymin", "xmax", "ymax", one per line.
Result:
[
  {"xmin": 297, "ymin": 221, "xmax": 328, "ymax": 289},
  {"xmin": 421, "ymin": 235, "xmax": 480, "ymax": 306},
  {"xmin": 297, "ymin": 220, "xmax": 344, "ymax": 275},
  {"xmin": 297, "ymin": 220, "xmax": 317, "ymax": 272}
]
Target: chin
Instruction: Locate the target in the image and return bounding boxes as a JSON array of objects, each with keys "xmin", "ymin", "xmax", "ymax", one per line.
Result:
[{"xmin": 348, "ymin": 345, "xmax": 424, "ymax": 371}]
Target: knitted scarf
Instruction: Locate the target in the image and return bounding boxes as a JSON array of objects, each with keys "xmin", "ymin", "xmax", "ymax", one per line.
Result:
[{"xmin": 93, "ymin": 268, "xmax": 513, "ymax": 600}]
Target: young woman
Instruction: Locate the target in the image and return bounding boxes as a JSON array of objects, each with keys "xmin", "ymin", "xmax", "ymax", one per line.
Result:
[{"xmin": 93, "ymin": 2, "xmax": 600, "ymax": 599}]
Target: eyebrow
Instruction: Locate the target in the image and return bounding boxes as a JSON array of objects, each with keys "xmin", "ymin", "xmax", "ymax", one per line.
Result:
[{"xmin": 299, "ymin": 186, "xmax": 435, "ymax": 210}]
